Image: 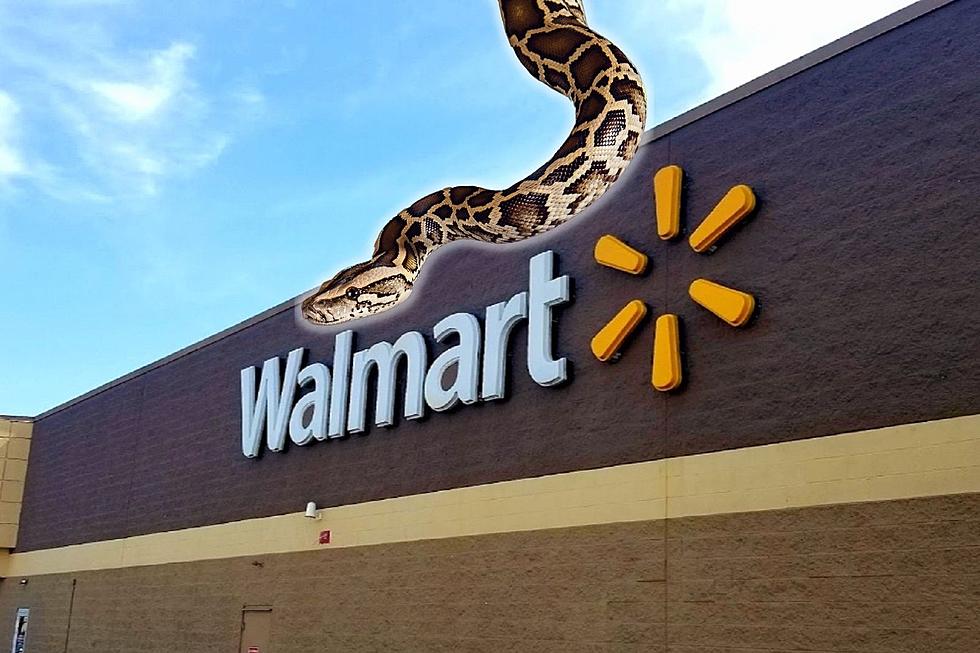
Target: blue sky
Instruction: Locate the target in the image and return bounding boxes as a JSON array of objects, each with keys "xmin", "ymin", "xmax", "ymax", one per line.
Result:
[{"xmin": 0, "ymin": 0, "xmax": 913, "ymax": 416}]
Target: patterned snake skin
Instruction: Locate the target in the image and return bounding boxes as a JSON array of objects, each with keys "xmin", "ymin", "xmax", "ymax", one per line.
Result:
[{"xmin": 302, "ymin": 0, "xmax": 647, "ymax": 325}]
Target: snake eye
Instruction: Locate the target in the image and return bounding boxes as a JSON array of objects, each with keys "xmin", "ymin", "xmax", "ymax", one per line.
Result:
[{"xmin": 345, "ymin": 287, "xmax": 361, "ymax": 300}]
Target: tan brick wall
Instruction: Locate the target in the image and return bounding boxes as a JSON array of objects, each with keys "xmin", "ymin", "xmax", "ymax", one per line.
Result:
[
  {"xmin": 0, "ymin": 574, "xmax": 72, "ymax": 653},
  {"xmin": 0, "ymin": 418, "xmax": 32, "ymax": 548},
  {"xmin": 0, "ymin": 520, "xmax": 666, "ymax": 652},
  {"xmin": 0, "ymin": 494, "xmax": 977, "ymax": 652},
  {"xmin": 666, "ymin": 493, "xmax": 980, "ymax": 653}
]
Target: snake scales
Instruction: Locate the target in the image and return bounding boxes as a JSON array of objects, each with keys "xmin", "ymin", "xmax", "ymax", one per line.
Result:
[{"xmin": 302, "ymin": 0, "xmax": 646, "ymax": 325}]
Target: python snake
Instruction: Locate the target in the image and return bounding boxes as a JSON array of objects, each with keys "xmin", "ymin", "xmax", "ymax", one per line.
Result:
[{"xmin": 303, "ymin": 0, "xmax": 646, "ymax": 325}]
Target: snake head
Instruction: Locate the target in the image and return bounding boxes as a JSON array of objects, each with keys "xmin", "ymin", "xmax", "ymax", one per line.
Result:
[{"xmin": 301, "ymin": 256, "xmax": 413, "ymax": 326}]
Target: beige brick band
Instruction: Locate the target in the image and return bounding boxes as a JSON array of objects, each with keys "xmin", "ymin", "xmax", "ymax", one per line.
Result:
[
  {"xmin": 3, "ymin": 413, "xmax": 977, "ymax": 578},
  {"xmin": 0, "ymin": 418, "xmax": 32, "ymax": 548}
]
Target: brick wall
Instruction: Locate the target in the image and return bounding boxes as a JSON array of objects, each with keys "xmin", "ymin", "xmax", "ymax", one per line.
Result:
[
  {"xmin": 0, "ymin": 493, "xmax": 976, "ymax": 652},
  {"xmin": 0, "ymin": 574, "xmax": 71, "ymax": 653},
  {"xmin": 0, "ymin": 418, "xmax": 32, "ymax": 548},
  {"xmin": 665, "ymin": 494, "xmax": 980, "ymax": 652}
]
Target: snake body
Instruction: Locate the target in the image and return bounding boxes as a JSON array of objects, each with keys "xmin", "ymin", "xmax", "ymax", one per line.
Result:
[{"xmin": 303, "ymin": 0, "xmax": 646, "ymax": 325}]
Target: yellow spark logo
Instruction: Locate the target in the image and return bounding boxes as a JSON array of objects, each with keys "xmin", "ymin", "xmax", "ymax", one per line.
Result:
[{"xmin": 590, "ymin": 165, "xmax": 758, "ymax": 392}]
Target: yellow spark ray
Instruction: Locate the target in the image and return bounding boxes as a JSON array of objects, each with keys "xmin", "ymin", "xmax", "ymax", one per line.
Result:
[
  {"xmin": 654, "ymin": 165, "xmax": 683, "ymax": 240},
  {"xmin": 590, "ymin": 300, "xmax": 647, "ymax": 361},
  {"xmin": 689, "ymin": 185, "xmax": 756, "ymax": 253},
  {"xmin": 689, "ymin": 278, "xmax": 755, "ymax": 327},
  {"xmin": 594, "ymin": 235, "xmax": 648, "ymax": 274},
  {"xmin": 651, "ymin": 314, "xmax": 682, "ymax": 391}
]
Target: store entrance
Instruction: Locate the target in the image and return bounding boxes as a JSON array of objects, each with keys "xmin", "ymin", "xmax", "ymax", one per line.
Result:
[{"xmin": 238, "ymin": 606, "xmax": 272, "ymax": 653}]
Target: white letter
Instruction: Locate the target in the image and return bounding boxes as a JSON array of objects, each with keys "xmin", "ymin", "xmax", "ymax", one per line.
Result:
[
  {"xmin": 240, "ymin": 348, "xmax": 305, "ymax": 457},
  {"xmin": 328, "ymin": 330, "xmax": 354, "ymax": 439},
  {"xmin": 527, "ymin": 250, "xmax": 570, "ymax": 386},
  {"xmin": 425, "ymin": 312, "xmax": 482, "ymax": 412},
  {"xmin": 289, "ymin": 362, "xmax": 331, "ymax": 446},
  {"xmin": 240, "ymin": 365, "xmax": 265, "ymax": 458},
  {"xmin": 347, "ymin": 331, "xmax": 427, "ymax": 433},
  {"xmin": 481, "ymin": 291, "xmax": 528, "ymax": 401}
]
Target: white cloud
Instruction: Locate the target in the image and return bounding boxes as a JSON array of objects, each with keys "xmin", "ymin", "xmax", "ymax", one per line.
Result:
[
  {"xmin": 0, "ymin": 91, "xmax": 28, "ymax": 179},
  {"xmin": 669, "ymin": 0, "xmax": 916, "ymax": 100},
  {"xmin": 0, "ymin": 1, "xmax": 262, "ymax": 201},
  {"xmin": 88, "ymin": 43, "xmax": 194, "ymax": 122},
  {"xmin": 58, "ymin": 39, "xmax": 234, "ymax": 198}
]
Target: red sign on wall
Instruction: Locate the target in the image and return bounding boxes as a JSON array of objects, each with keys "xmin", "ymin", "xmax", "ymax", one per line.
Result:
[{"xmin": 319, "ymin": 530, "xmax": 331, "ymax": 544}]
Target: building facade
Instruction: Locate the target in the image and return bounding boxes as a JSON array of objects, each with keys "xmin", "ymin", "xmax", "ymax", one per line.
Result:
[{"xmin": 1, "ymin": 1, "xmax": 978, "ymax": 651}]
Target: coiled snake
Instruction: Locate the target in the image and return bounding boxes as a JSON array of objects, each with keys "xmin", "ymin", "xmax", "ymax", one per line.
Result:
[{"xmin": 302, "ymin": 0, "xmax": 647, "ymax": 325}]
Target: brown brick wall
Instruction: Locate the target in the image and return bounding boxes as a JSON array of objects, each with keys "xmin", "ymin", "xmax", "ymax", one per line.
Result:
[
  {"xmin": 0, "ymin": 574, "xmax": 73, "ymax": 653},
  {"xmin": 666, "ymin": 494, "xmax": 980, "ymax": 652},
  {"xmin": 0, "ymin": 521, "xmax": 666, "ymax": 652},
  {"xmin": 17, "ymin": 0, "xmax": 980, "ymax": 551},
  {"xmin": 1, "ymin": 493, "xmax": 977, "ymax": 652}
]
